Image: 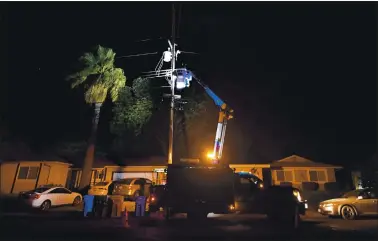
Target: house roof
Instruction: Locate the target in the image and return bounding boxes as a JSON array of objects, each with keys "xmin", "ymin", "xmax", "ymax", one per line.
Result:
[
  {"xmin": 270, "ymin": 155, "xmax": 343, "ymax": 169},
  {"xmin": 0, "ymin": 153, "xmax": 69, "ymax": 163}
]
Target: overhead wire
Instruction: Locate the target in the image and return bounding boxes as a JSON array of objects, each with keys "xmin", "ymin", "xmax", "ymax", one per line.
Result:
[{"xmin": 116, "ymin": 52, "xmax": 158, "ymax": 59}]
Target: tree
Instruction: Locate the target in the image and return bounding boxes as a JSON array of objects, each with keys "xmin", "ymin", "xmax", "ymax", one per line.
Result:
[
  {"xmin": 67, "ymin": 45, "xmax": 126, "ymax": 189},
  {"xmin": 110, "ymin": 77, "xmax": 154, "ymax": 157},
  {"xmin": 111, "ymin": 77, "xmax": 153, "ymax": 136},
  {"xmin": 153, "ymin": 90, "xmax": 212, "ymax": 159}
]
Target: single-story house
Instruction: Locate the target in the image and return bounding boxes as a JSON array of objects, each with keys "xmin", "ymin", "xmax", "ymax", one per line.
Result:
[
  {"xmin": 66, "ymin": 155, "xmax": 342, "ymax": 191},
  {"xmin": 269, "ymin": 155, "xmax": 343, "ymax": 190},
  {"xmin": 67, "ymin": 156, "xmax": 168, "ymax": 189},
  {"xmin": 0, "ymin": 158, "xmax": 72, "ymax": 194}
]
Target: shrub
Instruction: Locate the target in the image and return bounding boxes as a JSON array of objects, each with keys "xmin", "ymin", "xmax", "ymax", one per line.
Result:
[
  {"xmin": 302, "ymin": 182, "xmax": 319, "ymax": 191},
  {"xmin": 324, "ymin": 182, "xmax": 340, "ymax": 192}
]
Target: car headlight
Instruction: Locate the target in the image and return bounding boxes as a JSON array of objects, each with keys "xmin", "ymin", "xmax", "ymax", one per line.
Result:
[
  {"xmin": 323, "ymin": 203, "xmax": 334, "ymax": 208},
  {"xmin": 293, "ymin": 190, "xmax": 302, "ymax": 202}
]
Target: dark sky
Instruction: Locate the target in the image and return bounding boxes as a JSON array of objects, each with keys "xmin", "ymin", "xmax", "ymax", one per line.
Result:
[{"xmin": 3, "ymin": 2, "xmax": 377, "ymax": 166}]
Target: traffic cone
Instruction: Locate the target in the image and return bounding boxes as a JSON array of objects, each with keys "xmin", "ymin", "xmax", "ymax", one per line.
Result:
[{"xmin": 122, "ymin": 208, "xmax": 130, "ymax": 228}]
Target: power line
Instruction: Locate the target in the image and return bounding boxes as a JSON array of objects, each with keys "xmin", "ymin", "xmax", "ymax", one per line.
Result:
[{"xmin": 116, "ymin": 52, "xmax": 158, "ymax": 59}]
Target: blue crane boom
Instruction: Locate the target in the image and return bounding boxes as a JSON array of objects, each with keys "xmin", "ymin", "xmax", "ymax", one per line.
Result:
[{"xmin": 188, "ymin": 71, "xmax": 234, "ymax": 164}]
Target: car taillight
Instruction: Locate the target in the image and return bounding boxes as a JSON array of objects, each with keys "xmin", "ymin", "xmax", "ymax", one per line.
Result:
[{"xmin": 31, "ymin": 194, "xmax": 41, "ymax": 200}]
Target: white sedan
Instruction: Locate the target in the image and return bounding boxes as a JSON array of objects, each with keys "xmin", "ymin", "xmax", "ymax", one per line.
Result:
[{"xmin": 19, "ymin": 186, "xmax": 82, "ymax": 210}]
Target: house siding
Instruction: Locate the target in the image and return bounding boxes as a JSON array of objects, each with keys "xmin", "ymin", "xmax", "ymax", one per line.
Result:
[
  {"xmin": 272, "ymin": 167, "xmax": 338, "ymax": 191},
  {"xmin": 326, "ymin": 168, "xmax": 336, "ymax": 182},
  {"xmin": 0, "ymin": 161, "xmax": 71, "ymax": 194},
  {"xmin": 0, "ymin": 163, "xmax": 18, "ymax": 194}
]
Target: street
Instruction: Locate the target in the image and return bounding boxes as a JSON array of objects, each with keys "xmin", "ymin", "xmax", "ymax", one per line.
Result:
[{"xmin": 1, "ymin": 207, "xmax": 377, "ymax": 241}]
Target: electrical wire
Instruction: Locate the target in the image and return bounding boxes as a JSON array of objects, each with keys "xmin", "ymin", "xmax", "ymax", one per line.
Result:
[{"xmin": 116, "ymin": 52, "xmax": 158, "ymax": 59}]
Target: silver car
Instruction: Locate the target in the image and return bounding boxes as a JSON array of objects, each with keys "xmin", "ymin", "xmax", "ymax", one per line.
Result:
[{"xmin": 318, "ymin": 188, "xmax": 378, "ymax": 220}]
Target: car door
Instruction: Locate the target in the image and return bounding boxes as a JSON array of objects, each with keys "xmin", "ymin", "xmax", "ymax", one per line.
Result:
[
  {"xmin": 355, "ymin": 189, "xmax": 377, "ymax": 215},
  {"xmin": 48, "ymin": 188, "xmax": 71, "ymax": 206},
  {"xmin": 364, "ymin": 189, "xmax": 378, "ymax": 215},
  {"xmin": 59, "ymin": 188, "xmax": 74, "ymax": 204},
  {"xmin": 47, "ymin": 188, "xmax": 65, "ymax": 206}
]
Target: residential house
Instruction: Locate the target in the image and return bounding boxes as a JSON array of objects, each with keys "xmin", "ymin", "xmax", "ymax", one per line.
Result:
[
  {"xmin": 269, "ymin": 155, "xmax": 342, "ymax": 190},
  {"xmin": 0, "ymin": 158, "xmax": 72, "ymax": 194},
  {"xmin": 65, "ymin": 155, "xmax": 342, "ymax": 191},
  {"xmin": 67, "ymin": 156, "xmax": 167, "ymax": 189}
]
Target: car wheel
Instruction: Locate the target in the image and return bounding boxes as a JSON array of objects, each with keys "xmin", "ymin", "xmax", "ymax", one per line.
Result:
[
  {"xmin": 40, "ymin": 200, "xmax": 51, "ymax": 211},
  {"xmin": 341, "ymin": 205, "xmax": 356, "ymax": 220},
  {"xmin": 72, "ymin": 196, "xmax": 81, "ymax": 206}
]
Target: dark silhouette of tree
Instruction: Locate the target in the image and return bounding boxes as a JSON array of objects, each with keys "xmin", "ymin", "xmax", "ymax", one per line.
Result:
[{"xmin": 67, "ymin": 45, "xmax": 126, "ymax": 189}]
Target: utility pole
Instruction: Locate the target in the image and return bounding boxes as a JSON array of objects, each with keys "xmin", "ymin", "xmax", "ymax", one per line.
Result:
[{"xmin": 168, "ymin": 3, "xmax": 176, "ymax": 164}]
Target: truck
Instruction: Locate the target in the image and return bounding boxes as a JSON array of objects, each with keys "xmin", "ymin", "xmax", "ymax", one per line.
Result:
[
  {"xmin": 149, "ymin": 70, "xmax": 306, "ymax": 225},
  {"xmin": 163, "ymin": 162, "xmax": 236, "ymax": 220}
]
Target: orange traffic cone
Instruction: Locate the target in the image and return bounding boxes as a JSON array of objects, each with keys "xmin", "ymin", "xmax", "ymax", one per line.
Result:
[{"xmin": 122, "ymin": 208, "xmax": 130, "ymax": 228}]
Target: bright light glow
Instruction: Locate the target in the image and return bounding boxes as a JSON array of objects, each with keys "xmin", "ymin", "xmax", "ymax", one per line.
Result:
[
  {"xmin": 176, "ymin": 81, "xmax": 186, "ymax": 89},
  {"xmin": 207, "ymin": 152, "xmax": 215, "ymax": 159},
  {"xmin": 163, "ymin": 51, "xmax": 172, "ymax": 62},
  {"xmin": 293, "ymin": 190, "xmax": 302, "ymax": 202}
]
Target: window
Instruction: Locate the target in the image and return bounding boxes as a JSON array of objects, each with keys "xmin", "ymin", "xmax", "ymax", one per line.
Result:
[
  {"xmin": 49, "ymin": 188, "xmax": 71, "ymax": 194},
  {"xmin": 294, "ymin": 170, "xmax": 308, "ymax": 182},
  {"xmin": 134, "ymin": 179, "xmax": 145, "ymax": 185},
  {"xmin": 309, "ymin": 170, "xmax": 326, "ymax": 182},
  {"xmin": 240, "ymin": 177, "xmax": 251, "ymax": 184},
  {"xmin": 342, "ymin": 190, "xmax": 360, "ymax": 198},
  {"xmin": 33, "ymin": 187, "xmax": 50, "ymax": 193},
  {"xmin": 18, "ymin": 166, "xmax": 40, "ymax": 180},
  {"xmin": 93, "ymin": 170, "xmax": 104, "ymax": 179},
  {"xmin": 364, "ymin": 189, "xmax": 377, "ymax": 199},
  {"xmin": 276, "ymin": 170, "xmax": 293, "ymax": 182},
  {"xmin": 98, "ymin": 172, "xmax": 104, "ymax": 179}
]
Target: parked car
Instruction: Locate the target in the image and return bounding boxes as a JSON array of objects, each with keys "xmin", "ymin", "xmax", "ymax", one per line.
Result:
[
  {"xmin": 89, "ymin": 178, "xmax": 153, "ymax": 199},
  {"xmin": 318, "ymin": 188, "xmax": 378, "ymax": 220},
  {"xmin": 112, "ymin": 178, "xmax": 153, "ymax": 199},
  {"xmin": 88, "ymin": 181, "xmax": 113, "ymax": 196},
  {"xmin": 19, "ymin": 186, "xmax": 82, "ymax": 210}
]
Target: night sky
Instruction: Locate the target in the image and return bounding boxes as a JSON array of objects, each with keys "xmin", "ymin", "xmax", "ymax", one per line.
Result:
[{"xmin": 2, "ymin": 2, "xmax": 376, "ymax": 167}]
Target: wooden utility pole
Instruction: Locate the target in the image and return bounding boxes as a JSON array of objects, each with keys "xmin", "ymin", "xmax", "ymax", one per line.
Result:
[{"xmin": 168, "ymin": 3, "xmax": 176, "ymax": 164}]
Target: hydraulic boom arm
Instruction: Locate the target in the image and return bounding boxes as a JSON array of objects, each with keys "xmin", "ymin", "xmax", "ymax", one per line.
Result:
[{"xmin": 190, "ymin": 72, "xmax": 234, "ymax": 163}]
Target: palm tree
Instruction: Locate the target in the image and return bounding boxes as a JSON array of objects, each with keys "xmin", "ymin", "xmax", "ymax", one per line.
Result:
[{"xmin": 67, "ymin": 45, "xmax": 126, "ymax": 189}]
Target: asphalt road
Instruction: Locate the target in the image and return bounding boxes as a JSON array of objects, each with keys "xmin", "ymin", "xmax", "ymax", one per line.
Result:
[{"xmin": 1, "ymin": 208, "xmax": 377, "ymax": 241}]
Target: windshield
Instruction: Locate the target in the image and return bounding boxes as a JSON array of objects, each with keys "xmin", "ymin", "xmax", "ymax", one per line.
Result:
[
  {"xmin": 94, "ymin": 182, "xmax": 110, "ymax": 186},
  {"xmin": 342, "ymin": 190, "xmax": 360, "ymax": 198}
]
